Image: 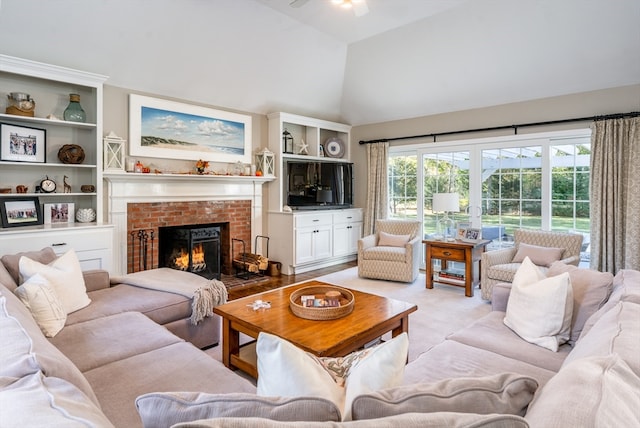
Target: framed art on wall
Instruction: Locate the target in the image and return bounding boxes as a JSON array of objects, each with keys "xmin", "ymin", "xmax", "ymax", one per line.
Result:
[
  {"xmin": 0, "ymin": 122, "xmax": 46, "ymax": 163},
  {"xmin": 0, "ymin": 196, "xmax": 43, "ymax": 228},
  {"xmin": 128, "ymin": 94, "xmax": 252, "ymax": 164},
  {"xmin": 43, "ymin": 202, "xmax": 75, "ymax": 224}
]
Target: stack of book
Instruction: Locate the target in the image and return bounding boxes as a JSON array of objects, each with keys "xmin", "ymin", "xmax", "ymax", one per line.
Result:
[{"xmin": 435, "ymin": 268, "xmax": 465, "ymax": 285}]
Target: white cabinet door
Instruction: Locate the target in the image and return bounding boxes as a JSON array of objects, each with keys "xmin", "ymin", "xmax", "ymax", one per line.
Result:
[
  {"xmin": 333, "ymin": 221, "xmax": 363, "ymax": 256},
  {"xmin": 295, "ymin": 224, "xmax": 332, "ymax": 264},
  {"xmin": 314, "ymin": 225, "xmax": 333, "ymax": 259}
]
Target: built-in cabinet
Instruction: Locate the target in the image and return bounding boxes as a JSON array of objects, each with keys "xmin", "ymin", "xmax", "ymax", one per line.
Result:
[
  {"xmin": 0, "ymin": 55, "xmax": 112, "ymax": 269},
  {"xmin": 266, "ymin": 111, "xmax": 361, "ymax": 275}
]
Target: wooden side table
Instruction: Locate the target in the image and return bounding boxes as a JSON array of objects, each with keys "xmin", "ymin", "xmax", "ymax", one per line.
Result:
[{"xmin": 423, "ymin": 239, "xmax": 491, "ymax": 297}]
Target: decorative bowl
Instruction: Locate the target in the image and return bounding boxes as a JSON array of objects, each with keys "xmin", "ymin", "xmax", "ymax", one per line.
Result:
[
  {"xmin": 76, "ymin": 208, "xmax": 96, "ymax": 223},
  {"xmin": 289, "ymin": 285, "xmax": 354, "ymax": 320}
]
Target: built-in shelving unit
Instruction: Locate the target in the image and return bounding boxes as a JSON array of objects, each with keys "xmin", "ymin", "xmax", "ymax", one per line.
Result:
[
  {"xmin": 0, "ymin": 55, "xmax": 112, "ymax": 268},
  {"xmin": 266, "ymin": 112, "xmax": 362, "ymax": 275}
]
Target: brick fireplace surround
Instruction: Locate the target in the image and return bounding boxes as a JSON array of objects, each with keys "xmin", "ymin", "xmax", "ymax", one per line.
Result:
[{"xmin": 104, "ymin": 173, "xmax": 271, "ymax": 276}]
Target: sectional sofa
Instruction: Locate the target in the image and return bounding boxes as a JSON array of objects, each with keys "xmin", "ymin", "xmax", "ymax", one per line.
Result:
[{"xmin": 1, "ymin": 247, "xmax": 639, "ymax": 427}]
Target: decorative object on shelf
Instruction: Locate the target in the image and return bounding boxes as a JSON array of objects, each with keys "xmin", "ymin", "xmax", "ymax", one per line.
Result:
[
  {"xmin": 319, "ymin": 144, "xmax": 325, "ymax": 157},
  {"xmin": 15, "ymin": 185, "xmax": 28, "ymax": 194},
  {"xmin": 80, "ymin": 184, "xmax": 95, "ymax": 193},
  {"xmin": 0, "ymin": 188, "xmax": 11, "ymax": 194},
  {"xmin": 129, "ymin": 94, "xmax": 252, "ymax": 164},
  {"xmin": 40, "ymin": 176, "xmax": 56, "ymax": 193},
  {"xmin": 324, "ymin": 137, "xmax": 345, "ymax": 158},
  {"xmin": 43, "ymin": 202, "xmax": 75, "ymax": 225},
  {"xmin": 75, "ymin": 208, "xmax": 96, "ymax": 223},
  {"xmin": 296, "ymin": 138, "xmax": 309, "ymax": 155},
  {"xmin": 134, "ymin": 160, "xmax": 143, "ymax": 173},
  {"xmin": 103, "ymin": 131, "xmax": 125, "ymax": 171},
  {"xmin": 195, "ymin": 159, "xmax": 209, "ymax": 174},
  {"xmin": 57, "ymin": 144, "xmax": 85, "ymax": 164},
  {"xmin": 255, "ymin": 148, "xmax": 275, "ymax": 177},
  {"xmin": 282, "ymin": 128, "xmax": 294, "ymax": 154},
  {"xmin": 63, "ymin": 175, "xmax": 71, "ymax": 193},
  {"xmin": 0, "ymin": 196, "xmax": 43, "ymax": 228},
  {"xmin": 63, "ymin": 93, "xmax": 86, "ymax": 122},
  {"xmin": 0, "ymin": 123, "xmax": 46, "ymax": 163},
  {"xmin": 289, "ymin": 284, "xmax": 355, "ymax": 320},
  {"xmin": 6, "ymin": 92, "xmax": 35, "ymax": 117},
  {"xmin": 433, "ymin": 192, "xmax": 460, "ymax": 241}
]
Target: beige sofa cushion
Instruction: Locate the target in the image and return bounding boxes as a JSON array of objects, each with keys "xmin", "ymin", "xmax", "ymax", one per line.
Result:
[
  {"xmin": 512, "ymin": 243, "xmax": 564, "ymax": 267},
  {"xmin": 0, "ymin": 372, "xmax": 113, "ymax": 428},
  {"xmin": 525, "ymin": 354, "xmax": 640, "ymax": 428},
  {"xmin": 0, "ymin": 247, "xmax": 57, "ymax": 291},
  {"xmin": 546, "ymin": 262, "xmax": 613, "ymax": 345},
  {"xmin": 136, "ymin": 392, "xmax": 341, "ymax": 426},
  {"xmin": 172, "ymin": 412, "xmax": 530, "ymax": 428},
  {"xmin": 377, "ymin": 231, "xmax": 410, "ymax": 247},
  {"xmin": 14, "ymin": 273, "xmax": 67, "ymax": 337},
  {"xmin": 561, "ymin": 301, "xmax": 640, "ymax": 376},
  {"xmin": 0, "ymin": 284, "xmax": 99, "ymax": 406},
  {"xmin": 503, "ymin": 258, "xmax": 573, "ymax": 352},
  {"xmin": 351, "ymin": 373, "xmax": 537, "ymax": 420}
]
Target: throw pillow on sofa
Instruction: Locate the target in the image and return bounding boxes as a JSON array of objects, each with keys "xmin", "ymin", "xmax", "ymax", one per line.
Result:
[
  {"xmin": 350, "ymin": 372, "xmax": 538, "ymax": 420},
  {"xmin": 546, "ymin": 261, "xmax": 613, "ymax": 345},
  {"xmin": 504, "ymin": 257, "xmax": 573, "ymax": 352},
  {"xmin": 377, "ymin": 231, "xmax": 411, "ymax": 247},
  {"xmin": 135, "ymin": 392, "xmax": 341, "ymax": 427},
  {"xmin": 14, "ymin": 273, "xmax": 66, "ymax": 337},
  {"xmin": 511, "ymin": 243, "xmax": 564, "ymax": 267},
  {"xmin": 19, "ymin": 249, "xmax": 90, "ymax": 314},
  {"xmin": 256, "ymin": 332, "xmax": 409, "ymax": 421}
]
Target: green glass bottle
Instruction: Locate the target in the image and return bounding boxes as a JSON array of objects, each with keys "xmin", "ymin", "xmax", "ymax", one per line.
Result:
[{"xmin": 63, "ymin": 93, "xmax": 86, "ymax": 122}]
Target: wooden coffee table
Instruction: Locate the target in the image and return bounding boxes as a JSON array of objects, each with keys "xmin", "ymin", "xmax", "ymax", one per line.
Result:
[{"xmin": 213, "ymin": 280, "xmax": 417, "ymax": 378}]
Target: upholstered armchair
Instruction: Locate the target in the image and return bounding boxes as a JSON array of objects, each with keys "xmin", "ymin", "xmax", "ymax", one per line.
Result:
[
  {"xmin": 480, "ymin": 229, "xmax": 583, "ymax": 301},
  {"xmin": 358, "ymin": 219, "xmax": 422, "ymax": 283}
]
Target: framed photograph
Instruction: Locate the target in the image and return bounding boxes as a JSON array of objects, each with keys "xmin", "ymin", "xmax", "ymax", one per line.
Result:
[
  {"xmin": 0, "ymin": 196, "xmax": 43, "ymax": 228},
  {"xmin": 43, "ymin": 202, "xmax": 75, "ymax": 225},
  {"xmin": 0, "ymin": 123, "xmax": 46, "ymax": 163},
  {"xmin": 456, "ymin": 222, "xmax": 470, "ymax": 239},
  {"xmin": 464, "ymin": 228, "xmax": 482, "ymax": 240},
  {"xmin": 129, "ymin": 94, "xmax": 252, "ymax": 164}
]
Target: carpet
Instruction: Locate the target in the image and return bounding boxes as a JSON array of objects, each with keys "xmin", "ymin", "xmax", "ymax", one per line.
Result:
[
  {"xmin": 205, "ymin": 267, "xmax": 492, "ymax": 364},
  {"xmin": 220, "ymin": 273, "xmax": 271, "ymax": 290}
]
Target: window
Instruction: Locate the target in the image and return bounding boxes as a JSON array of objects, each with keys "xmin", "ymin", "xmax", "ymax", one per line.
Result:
[{"xmin": 388, "ymin": 129, "xmax": 591, "ymax": 265}]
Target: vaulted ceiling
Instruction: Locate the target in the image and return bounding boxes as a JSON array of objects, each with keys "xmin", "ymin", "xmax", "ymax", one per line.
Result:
[{"xmin": 0, "ymin": 0, "xmax": 638, "ymax": 126}]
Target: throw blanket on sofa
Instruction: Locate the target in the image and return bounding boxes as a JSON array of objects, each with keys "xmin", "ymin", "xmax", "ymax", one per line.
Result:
[{"xmin": 110, "ymin": 268, "xmax": 228, "ymax": 325}]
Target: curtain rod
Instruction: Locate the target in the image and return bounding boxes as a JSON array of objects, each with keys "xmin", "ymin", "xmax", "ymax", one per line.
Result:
[{"xmin": 358, "ymin": 111, "xmax": 640, "ymax": 145}]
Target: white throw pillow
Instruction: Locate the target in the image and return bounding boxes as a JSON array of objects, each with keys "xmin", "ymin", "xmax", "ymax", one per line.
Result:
[
  {"xmin": 256, "ymin": 332, "xmax": 409, "ymax": 421},
  {"xmin": 377, "ymin": 231, "xmax": 411, "ymax": 247},
  {"xmin": 14, "ymin": 273, "xmax": 66, "ymax": 337},
  {"xmin": 19, "ymin": 249, "xmax": 90, "ymax": 314},
  {"xmin": 504, "ymin": 257, "xmax": 573, "ymax": 351}
]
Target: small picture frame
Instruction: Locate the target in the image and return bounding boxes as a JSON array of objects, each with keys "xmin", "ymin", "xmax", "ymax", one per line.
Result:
[
  {"xmin": 44, "ymin": 203, "xmax": 75, "ymax": 225},
  {"xmin": 464, "ymin": 228, "xmax": 482, "ymax": 240},
  {"xmin": 0, "ymin": 123, "xmax": 47, "ymax": 163},
  {"xmin": 456, "ymin": 222, "xmax": 470, "ymax": 239},
  {"xmin": 0, "ymin": 196, "xmax": 43, "ymax": 228}
]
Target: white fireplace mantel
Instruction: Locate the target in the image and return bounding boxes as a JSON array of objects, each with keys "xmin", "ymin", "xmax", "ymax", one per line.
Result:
[{"xmin": 104, "ymin": 172, "xmax": 275, "ymax": 275}]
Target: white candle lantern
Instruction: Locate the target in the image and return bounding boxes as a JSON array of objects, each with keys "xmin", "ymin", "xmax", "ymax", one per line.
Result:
[
  {"xmin": 103, "ymin": 131, "xmax": 125, "ymax": 171},
  {"xmin": 255, "ymin": 148, "xmax": 275, "ymax": 177}
]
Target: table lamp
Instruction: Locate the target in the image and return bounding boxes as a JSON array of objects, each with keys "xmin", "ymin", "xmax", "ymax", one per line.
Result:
[{"xmin": 433, "ymin": 193, "xmax": 460, "ymax": 241}]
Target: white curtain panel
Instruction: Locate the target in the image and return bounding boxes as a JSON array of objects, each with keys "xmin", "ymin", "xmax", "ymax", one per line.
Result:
[{"xmin": 363, "ymin": 142, "xmax": 389, "ymax": 236}]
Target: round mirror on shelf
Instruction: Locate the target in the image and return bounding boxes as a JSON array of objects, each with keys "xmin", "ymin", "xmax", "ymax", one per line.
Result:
[{"xmin": 324, "ymin": 137, "xmax": 345, "ymax": 158}]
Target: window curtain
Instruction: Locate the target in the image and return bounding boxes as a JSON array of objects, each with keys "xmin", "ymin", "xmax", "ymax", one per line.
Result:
[
  {"xmin": 590, "ymin": 117, "xmax": 640, "ymax": 273},
  {"xmin": 363, "ymin": 142, "xmax": 389, "ymax": 235}
]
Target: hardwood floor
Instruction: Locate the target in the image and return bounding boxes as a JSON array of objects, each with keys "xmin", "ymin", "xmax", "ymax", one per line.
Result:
[{"xmin": 227, "ymin": 260, "xmax": 357, "ymax": 300}]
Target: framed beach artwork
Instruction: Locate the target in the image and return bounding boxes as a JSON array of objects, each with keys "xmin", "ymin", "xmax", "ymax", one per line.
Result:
[{"xmin": 128, "ymin": 94, "xmax": 252, "ymax": 164}]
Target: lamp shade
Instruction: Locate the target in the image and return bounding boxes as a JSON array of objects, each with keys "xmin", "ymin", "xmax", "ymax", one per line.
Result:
[{"xmin": 433, "ymin": 193, "xmax": 460, "ymax": 213}]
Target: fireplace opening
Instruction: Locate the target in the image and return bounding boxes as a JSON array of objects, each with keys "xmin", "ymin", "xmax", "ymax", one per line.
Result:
[{"xmin": 159, "ymin": 224, "xmax": 222, "ymax": 280}]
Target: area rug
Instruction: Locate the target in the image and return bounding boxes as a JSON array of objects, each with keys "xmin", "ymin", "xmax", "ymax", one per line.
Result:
[
  {"xmin": 220, "ymin": 273, "xmax": 271, "ymax": 291},
  {"xmin": 205, "ymin": 267, "xmax": 492, "ymax": 364}
]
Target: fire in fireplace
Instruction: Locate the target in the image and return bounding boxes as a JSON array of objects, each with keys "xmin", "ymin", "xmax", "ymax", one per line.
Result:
[{"xmin": 158, "ymin": 224, "xmax": 221, "ymax": 280}]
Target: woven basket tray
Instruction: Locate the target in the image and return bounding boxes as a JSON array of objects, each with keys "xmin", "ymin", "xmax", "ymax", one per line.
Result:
[{"xmin": 289, "ymin": 285, "xmax": 354, "ymax": 320}]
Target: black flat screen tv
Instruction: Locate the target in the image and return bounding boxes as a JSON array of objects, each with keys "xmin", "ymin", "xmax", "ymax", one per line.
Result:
[{"xmin": 285, "ymin": 160, "xmax": 353, "ymax": 210}]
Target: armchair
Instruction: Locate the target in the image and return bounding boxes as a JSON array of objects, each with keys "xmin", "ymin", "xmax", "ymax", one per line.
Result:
[
  {"xmin": 480, "ymin": 229, "xmax": 583, "ymax": 301},
  {"xmin": 358, "ymin": 219, "xmax": 422, "ymax": 283}
]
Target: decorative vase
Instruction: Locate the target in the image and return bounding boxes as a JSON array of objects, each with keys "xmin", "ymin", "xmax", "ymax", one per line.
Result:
[
  {"xmin": 76, "ymin": 208, "xmax": 96, "ymax": 223},
  {"xmin": 63, "ymin": 93, "xmax": 86, "ymax": 122}
]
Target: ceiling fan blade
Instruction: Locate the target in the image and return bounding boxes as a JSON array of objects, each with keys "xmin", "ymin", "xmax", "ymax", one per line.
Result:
[{"xmin": 289, "ymin": 0, "xmax": 310, "ymax": 8}]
